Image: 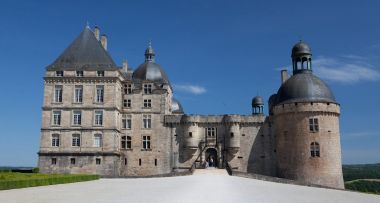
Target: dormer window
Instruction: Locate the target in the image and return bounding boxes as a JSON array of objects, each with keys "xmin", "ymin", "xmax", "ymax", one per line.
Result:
[
  {"xmin": 143, "ymin": 84, "xmax": 152, "ymax": 94},
  {"xmin": 97, "ymin": 71, "xmax": 105, "ymax": 77},
  {"xmin": 76, "ymin": 71, "xmax": 83, "ymax": 77},
  {"xmin": 56, "ymin": 71, "xmax": 63, "ymax": 77}
]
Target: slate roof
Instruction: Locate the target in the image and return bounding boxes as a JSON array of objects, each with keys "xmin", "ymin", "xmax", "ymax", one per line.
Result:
[
  {"xmin": 46, "ymin": 27, "xmax": 118, "ymax": 70},
  {"xmin": 276, "ymin": 71, "xmax": 336, "ymax": 105}
]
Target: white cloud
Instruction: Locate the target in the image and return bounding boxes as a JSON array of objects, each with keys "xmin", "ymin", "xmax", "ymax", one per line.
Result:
[
  {"xmin": 313, "ymin": 56, "xmax": 380, "ymax": 83},
  {"xmin": 174, "ymin": 84, "xmax": 207, "ymax": 95},
  {"xmin": 343, "ymin": 131, "xmax": 379, "ymax": 138}
]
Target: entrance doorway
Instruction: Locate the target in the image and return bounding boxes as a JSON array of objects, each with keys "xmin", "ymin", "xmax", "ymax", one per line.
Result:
[{"xmin": 205, "ymin": 148, "xmax": 218, "ymax": 167}]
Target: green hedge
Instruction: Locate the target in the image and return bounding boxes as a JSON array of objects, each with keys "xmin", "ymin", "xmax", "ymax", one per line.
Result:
[
  {"xmin": 0, "ymin": 173, "xmax": 99, "ymax": 190},
  {"xmin": 345, "ymin": 180, "xmax": 380, "ymax": 195}
]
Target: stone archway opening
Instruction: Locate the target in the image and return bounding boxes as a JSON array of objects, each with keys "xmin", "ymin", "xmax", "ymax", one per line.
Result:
[{"xmin": 205, "ymin": 148, "xmax": 218, "ymax": 167}]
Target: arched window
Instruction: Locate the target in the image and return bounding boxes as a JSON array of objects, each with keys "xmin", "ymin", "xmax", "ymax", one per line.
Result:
[
  {"xmin": 310, "ymin": 142, "xmax": 320, "ymax": 157},
  {"xmin": 309, "ymin": 58, "xmax": 312, "ymax": 69},
  {"xmin": 302, "ymin": 57, "xmax": 308, "ymax": 69},
  {"xmin": 296, "ymin": 59, "xmax": 302, "ymax": 71}
]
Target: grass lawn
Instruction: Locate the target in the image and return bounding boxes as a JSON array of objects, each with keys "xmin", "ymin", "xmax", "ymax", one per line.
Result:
[{"xmin": 0, "ymin": 172, "xmax": 99, "ymax": 190}]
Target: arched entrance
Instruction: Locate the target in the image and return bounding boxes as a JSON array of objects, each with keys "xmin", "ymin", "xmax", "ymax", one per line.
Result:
[{"xmin": 205, "ymin": 148, "xmax": 218, "ymax": 167}]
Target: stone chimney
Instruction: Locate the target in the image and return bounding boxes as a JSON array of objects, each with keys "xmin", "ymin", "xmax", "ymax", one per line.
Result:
[
  {"xmin": 281, "ymin": 69, "xmax": 288, "ymax": 84},
  {"xmin": 122, "ymin": 60, "xmax": 128, "ymax": 72},
  {"xmin": 101, "ymin": 34, "xmax": 107, "ymax": 50},
  {"xmin": 94, "ymin": 26, "xmax": 100, "ymax": 41}
]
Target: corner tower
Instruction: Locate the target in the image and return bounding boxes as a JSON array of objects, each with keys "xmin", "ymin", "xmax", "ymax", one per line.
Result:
[{"xmin": 273, "ymin": 41, "xmax": 344, "ymax": 189}]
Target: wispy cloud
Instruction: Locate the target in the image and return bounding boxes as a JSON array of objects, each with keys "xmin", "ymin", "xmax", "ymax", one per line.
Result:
[
  {"xmin": 313, "ymin": 56, "xmax": 380, "ymax": 83},
  {"xmin": 174, "ymin": 84, "xmax": 207, "ymax": 95},
  {"xmin": 343, "ymin": 131, "xmax": 379, "ymax": 138}
]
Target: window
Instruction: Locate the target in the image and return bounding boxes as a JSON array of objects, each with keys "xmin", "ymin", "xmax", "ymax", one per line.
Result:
[
  {"xmin": 94, "ymin": 110, "xmax": 103, "ymax": 126},
  {"xmin": 123, "ymin": 99, "xmax": 131, "ymax": 108},
  {"xmin": 230, "ymin": 132, "xmax": 234, "ymax": 137},
  {"xmin": 96, "ymin": 158, "xmax": 101, "ymax": 165},
  {"xmin": 127, "ymin": 136, "xmax": 131, "ymax": 149},
  {"xmin": 54, "ymin": 85, "xmax": 63, "ymax": 103},
  {"xmin": 73, "ymin": 111, "xmax": 81, "ymax": 125},
  {"xmin": 122, "ymin": 115, "xmax": 132, "ymax": 129},
  {"xmin": 51, "ymin": 158, "xmax": 57, "ymax": 165},
  {"xmin": 142, "ymin": 135, "xmax": 151, "ymax": 149},
  {"xmin": 139, "ymin": 159, "xmax": 142, "ymax": 166},
  {"xmin": 76, "ymin": 71, "xmax": 83, "ymax": 77},
  {"xmin": 52, "ymin": 111, "xmax": 61, "ymax": 126},
  {"xmin": 97, "ymin": 71, "xmax": 104, "ymax": 77},
  {"xmin": 96, "ymin": 85, "xmax": 104, "ymax": 103},
  {"xmin": 124, "ymin": 158, "xmax": 127, "ymax": 165},
  {"xmin": 124, "ymin": 84, "xmax": 132, "ymax": 94},
  {"xmin": 207, "ymin": 128, "xmax": 216, "ymax": 137},
  {"xmin": 310, "ymin": 142, "xmax": 320, "ymax": 157},
  {"xmin": 143, "ymin": 84, "xmax": 152, "ymax": 94},
  {"xmin": 121, "ymin": 136, "xmax": 126, "ymax": 149},
  {"xmin": 121, "ymin": 136, "xmax": 132, "ymax": 149},
  {"xmin": 74, "ymin": 86, "xmax": 83, "ymax": 103},
  {"xmin": 72, "ymin": 134, "xmax": 80, "ymax": 147},
  {"xmin": 189, "ymin": 132, "xmax": 193, "ymax": 137},
  {"xmin": 56, "ymin": 71, "xmax": 63, "ymax": 77},
  {"xmin": 51, "ymin": 134, "xmax": 60, "ymax": 147},
  {"xmin": 309, "ymin": 118, "xmax": 319, "ymax": 132},
  {"xmin": 143, "ymin": 99, "xmax": 152, "ymax": 108},
  {"xmin": 94, "ymin": 134, "xmax": 102, "ymax": 147},
  {"xmin": 70, "ymin": 158, "xmax": 76, "ymax": 165},
  {"xmin": 155, "ymin": 159, "xmax": 157, "ymax": 166},
  {"xmin": 143, "ymin": 115, "xmax": 152, "ymax": 129}
]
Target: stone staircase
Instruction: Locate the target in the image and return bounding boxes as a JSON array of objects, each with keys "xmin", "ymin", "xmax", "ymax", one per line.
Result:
[{"xmin": 192, "ymin": 168, "xmax": 228, "ymax": 176}]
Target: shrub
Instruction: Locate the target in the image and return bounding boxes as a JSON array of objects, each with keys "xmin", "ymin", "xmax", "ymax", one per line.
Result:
[
  {"xmin": 345, "ymin": 180, "xmax": 380, "ymax": 195},
  {"xmin": 32, "ymin": 168, "xmax": 40, "ymax": 173},
  {"xmin": 0, "ymin": 173, "xmax": 99, "ymax": 190}
]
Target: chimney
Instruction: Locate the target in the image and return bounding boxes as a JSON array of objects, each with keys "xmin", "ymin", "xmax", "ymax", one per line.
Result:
[
  {"xmin": 281, "ymin": 69, "xmax": 288, "ymax": 84},
  {"xmin": 122, "ymin": 60, "xmax": 128, "ymax": 72},
  {"xmin": 94, "ymin": 26, "xmax": 100, "ymax": 41},
  {"xmin": 101, "ymin": 34, "xmax": 107, "ymax": 50}
]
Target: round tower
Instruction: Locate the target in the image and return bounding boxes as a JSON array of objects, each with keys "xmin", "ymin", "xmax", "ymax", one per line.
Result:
[
  {"xmin": 273, "ymin": 41, "xmax": 344, "ymax": 189},
  {"xmin": 252, "ymin": 96, "xmax": 264, "ymax": 115}
]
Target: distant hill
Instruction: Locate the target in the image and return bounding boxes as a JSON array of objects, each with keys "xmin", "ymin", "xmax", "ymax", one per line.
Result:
[
  {"xmin": 343, "ymin": 163, "xmax": 380, "ymax": 182},
  {"xmin": 0, "ymin": 166, "xmax": 33, "ymax": 171}
]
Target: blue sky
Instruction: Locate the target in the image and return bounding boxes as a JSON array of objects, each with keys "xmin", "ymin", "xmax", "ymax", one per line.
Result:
[{"xmin": 0, "ymin": 0, "xmax": 379, "ymax": 166}]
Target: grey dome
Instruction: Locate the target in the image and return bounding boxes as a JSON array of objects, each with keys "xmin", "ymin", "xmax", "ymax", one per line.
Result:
[
  {"xmin": 172, "ymin": 98, "xmax": 184, "ymax": 114},
  {"xmin": 276, "ymin": 72, "xmax": 336, "ymax": 104},
  {"xmin": 252, "ymin": 96, "xmax": 264, "ymax": 107},
  {"xmin": 132, "ymin": 61, "xmax": 170, "ymax": 84},
  {"xmin": 292, "ymin": 41, "xmax": 312, "ymax": 57}
]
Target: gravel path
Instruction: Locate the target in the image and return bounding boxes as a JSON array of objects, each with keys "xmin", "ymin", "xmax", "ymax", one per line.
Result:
[{"xmin": 0, "ymin": 170, "xmax": 379, "ymax": 203}]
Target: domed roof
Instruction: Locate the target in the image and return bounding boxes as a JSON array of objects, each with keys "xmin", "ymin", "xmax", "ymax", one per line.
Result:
[
  {"xmin": 172, "ymin": 98, "xmax": 184, "ymax": 114},
  {"xmin": 252, "ymin": 96, "xmax": 264, "ymax": 107},
  {"xmin": 276, "ymin": 72, "xmax": 336, "ymax": 104},
  {"xmin": 132, "ymin": 61, "xmax": 170, "ymax": 84},
  {"xmin": 292, "ymin": 41, "xmax": 312, "ymax": 57}
]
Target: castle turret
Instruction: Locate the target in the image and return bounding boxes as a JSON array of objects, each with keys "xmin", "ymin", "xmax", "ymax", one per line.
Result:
[
  {"xmin": 273, "ymin": 41, "xmax": 344, "ymax": 189},
  {"xmin": 252, "ymin": 96, "xmax": 264, "ymax": 115}
]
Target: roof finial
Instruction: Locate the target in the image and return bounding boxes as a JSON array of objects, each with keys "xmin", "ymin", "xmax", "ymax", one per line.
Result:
[
  {"xmin": 145, "ymin": 39, "xmax": 155, "ymax": 62},
  {"xmin": 86, "ymin": 21, "xmax": 90, "ymax": 29},
  {"xmin": 299, "ymin": 35, "xmax": 303, "ymax": 42}
]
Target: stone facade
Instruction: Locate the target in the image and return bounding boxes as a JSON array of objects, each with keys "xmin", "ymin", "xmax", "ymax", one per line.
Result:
[{"xmin": 38, "ymin": 26, "xmax": 344, "ymax": 189}]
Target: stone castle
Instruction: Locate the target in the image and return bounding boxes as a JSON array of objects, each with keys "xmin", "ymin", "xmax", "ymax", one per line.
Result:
[{"xmin": 38, "ymin": 26, "xmax": 344, "ymax": 189}]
